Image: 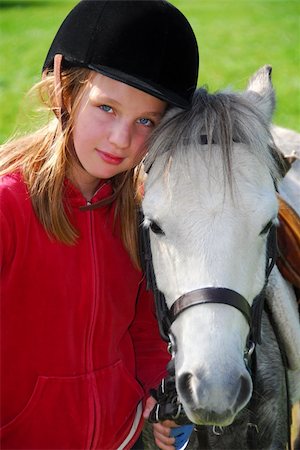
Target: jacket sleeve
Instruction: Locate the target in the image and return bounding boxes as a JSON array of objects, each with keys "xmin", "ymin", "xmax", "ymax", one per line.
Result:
[{"xmin": 129, "ymin": 277, "xmax": 170, "ymax": 395}]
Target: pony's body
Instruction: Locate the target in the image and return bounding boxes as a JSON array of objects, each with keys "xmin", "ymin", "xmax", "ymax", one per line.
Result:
[
  {"xmin": 142, "ymin": 66, "xmax": 300, "ymax": 449},
  {"xmin": 272, "ymin": 124, "xmax": 300, "ymax": 215}
]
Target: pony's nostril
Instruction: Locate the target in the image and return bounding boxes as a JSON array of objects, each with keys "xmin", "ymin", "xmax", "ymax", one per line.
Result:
[
  {"xmin": 178, "ymin": 372, "xmax": 192, "ymax": 391},
  {"xmin": 235, "ymin": 373, "xmax": 252, "ymax": 408},
  {"xmin": 178, "ymin": 372, "xmax": 193, "ymax": 402}
]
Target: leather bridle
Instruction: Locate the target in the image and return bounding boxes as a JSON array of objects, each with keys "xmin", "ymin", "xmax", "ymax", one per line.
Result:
[
  {"xmin": 139, "ymin": 213, "xmax": 277, "ymax": 350},
  {"xmin": 139, "ymin": 203, "xmax": 289, "ymax": 449},
  {"xmin": 141, "ymin": 218, "xmax": 293, "ymax": 449}
]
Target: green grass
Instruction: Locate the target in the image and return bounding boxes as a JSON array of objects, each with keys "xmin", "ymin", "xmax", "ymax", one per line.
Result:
[
  {"xmin": 0, "ymin": 1, "xmax": 78, "ymax": 142},
  {"xmin": 177, "ymin": 0, "xmax": 300, "ymax": 132},
  {"xmin": 0, "ymin": 0, "xmax": 299, "ymax": 143}
]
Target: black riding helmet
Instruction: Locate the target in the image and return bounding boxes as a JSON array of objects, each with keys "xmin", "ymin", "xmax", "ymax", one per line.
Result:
[{"xmin": 43, "ymin": 0, "xmax": 199, "ymax": 109}]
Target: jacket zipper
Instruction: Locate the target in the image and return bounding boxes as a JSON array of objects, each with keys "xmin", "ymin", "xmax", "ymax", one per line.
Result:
[
  {"xmin": 85, "ymin": 182, "xmax": 109, "ymax": 448},
  {"xmin": 86, "ymin": 204, "xmax": 100, "ymax": 449}
]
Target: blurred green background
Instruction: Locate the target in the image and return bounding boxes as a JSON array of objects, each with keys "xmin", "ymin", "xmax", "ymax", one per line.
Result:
[{"xmin": 0, "ymin": 0, "xmax": 299, "ymax": 143}]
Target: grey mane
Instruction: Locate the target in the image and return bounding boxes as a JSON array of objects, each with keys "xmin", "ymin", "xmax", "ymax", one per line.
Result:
[{"xmin": 145, "ymin": 88, "xmax": 285, "ymax": 183}]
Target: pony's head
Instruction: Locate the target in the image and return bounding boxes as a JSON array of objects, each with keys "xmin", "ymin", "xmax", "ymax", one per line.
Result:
[{"xmin": 142, "ymin": 66, "xmax": 284, "ymax": 426}]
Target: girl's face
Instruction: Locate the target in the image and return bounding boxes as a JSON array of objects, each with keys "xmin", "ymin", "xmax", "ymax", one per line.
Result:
[{"xmin": 71, "ymin": 73, "xmax": 166, "ymax": 199}]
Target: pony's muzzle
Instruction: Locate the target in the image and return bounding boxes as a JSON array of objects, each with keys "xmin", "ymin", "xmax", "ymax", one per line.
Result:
[{"xmin": 177, "ymin": 368, "xmax": 252, "ymax": 425}]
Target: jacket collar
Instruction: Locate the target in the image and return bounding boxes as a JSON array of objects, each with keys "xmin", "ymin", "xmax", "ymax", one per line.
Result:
[{"xmin": 64, "ymin": 178, "xmax": 113, "ymax": 208}]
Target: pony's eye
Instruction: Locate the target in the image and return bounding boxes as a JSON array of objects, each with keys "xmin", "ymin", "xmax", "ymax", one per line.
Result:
[
  {"xmin": 150, "ymin": 221, "xmax": 165, "ymax": 235},
  {"xmin": 260, "ymin": 220, "xmax": 273, "ymax": 235}
]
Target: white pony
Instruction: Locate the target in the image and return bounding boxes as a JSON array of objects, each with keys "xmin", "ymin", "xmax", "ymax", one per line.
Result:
[{"xmin": 142, "ymin": 66, "xmax": 300, "ymax": 449}]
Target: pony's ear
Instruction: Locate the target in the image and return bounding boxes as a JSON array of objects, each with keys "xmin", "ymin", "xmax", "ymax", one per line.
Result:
[{"xmin": 245, "ymin": 65, "xmax": 275, "ymax": 123}]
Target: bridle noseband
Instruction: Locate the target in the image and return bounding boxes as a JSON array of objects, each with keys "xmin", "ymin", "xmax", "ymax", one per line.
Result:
[{"xmin": 170, "ymin": 287, "xmax": 251, "ymax": 328}]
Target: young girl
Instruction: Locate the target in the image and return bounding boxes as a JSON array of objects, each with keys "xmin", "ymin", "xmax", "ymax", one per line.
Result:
[{"xmin": 0, "ymin": 1, "xmax": 198, "ymax": 449}]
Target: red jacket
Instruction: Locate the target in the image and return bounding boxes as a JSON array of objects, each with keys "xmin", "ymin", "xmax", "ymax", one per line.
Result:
[{"xmin": 0, "ymin": 172, "xmax": 169, "ymax": 449}]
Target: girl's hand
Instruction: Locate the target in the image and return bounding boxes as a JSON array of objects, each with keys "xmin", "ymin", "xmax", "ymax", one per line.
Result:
[
  {"xmin": 143, "ymin": 396, "xmax": 177, "ymax": 450},
  {"xmin": 152, "ymin": 420, "xmax": 177, "ymax": 450}
]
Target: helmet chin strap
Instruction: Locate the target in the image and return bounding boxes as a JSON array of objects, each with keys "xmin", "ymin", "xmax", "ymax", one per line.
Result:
[
  {"xmin": 53, "ymin": 54, "xmax": 64, "ymax": 116},
  {"xmin": 42, "ymin": 53, "xmax": 67, "ymax": 130}
]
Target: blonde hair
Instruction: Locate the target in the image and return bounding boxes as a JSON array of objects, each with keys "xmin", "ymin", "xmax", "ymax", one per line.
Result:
[{"xmin": 0, "ymin": 68, "xmax": 142, "ymax": 268}]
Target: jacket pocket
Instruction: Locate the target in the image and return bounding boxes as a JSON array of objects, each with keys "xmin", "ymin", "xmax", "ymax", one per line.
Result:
[
  {"xmin": 95, "ymin": 360, "xmax": 144, "ymax": 449},
  {"xmin": 0, "ymin": 374, "xmax": 91, "ymax": 449}
]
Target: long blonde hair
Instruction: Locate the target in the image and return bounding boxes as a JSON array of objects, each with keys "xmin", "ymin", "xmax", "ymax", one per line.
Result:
[{"xmin": 0, "ymin": 68, "xmax": 142, "ymax": 268}]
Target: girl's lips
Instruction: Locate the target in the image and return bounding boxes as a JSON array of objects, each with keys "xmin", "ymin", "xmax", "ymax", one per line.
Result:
[{"xmin": 96, "ymin": 149, "xmax": 124, "ymax": 165}]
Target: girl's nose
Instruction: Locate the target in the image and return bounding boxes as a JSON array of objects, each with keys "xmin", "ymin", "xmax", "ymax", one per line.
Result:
[{"xmin": 108, "ymin": 120, "xmax": 132, "ymax": 149}]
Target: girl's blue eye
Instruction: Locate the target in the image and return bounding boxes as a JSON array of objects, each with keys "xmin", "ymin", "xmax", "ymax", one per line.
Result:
[
  {"xmin": 99, "ymin": 105, "xmax": 113, "ymax": 113},
  {"xmin": 138, "ymin": 117, "xmax": 153, "ymax": 127}
]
